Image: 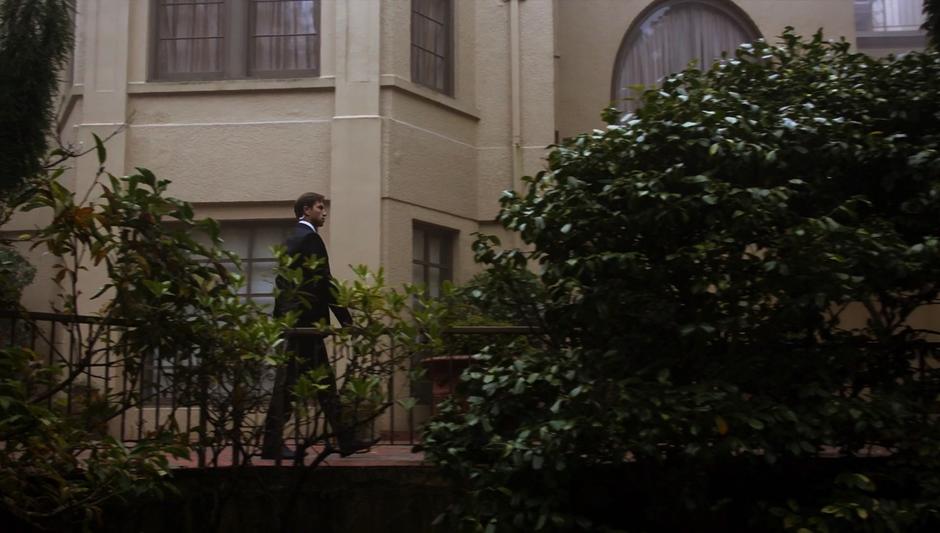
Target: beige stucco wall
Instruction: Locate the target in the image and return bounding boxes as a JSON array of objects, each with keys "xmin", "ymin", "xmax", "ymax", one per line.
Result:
[
  {"xmin": 555, "ymin": 0, "xmax": 857, "ymax": 139},
  {"xmin": 125, "ymin": 91, "xmax": 335, "ymax": 203},
  {"xmin": 382, "ymin": 199, "xmax": 482, "ymax": 293},
  {"xmin": 42, "ymin": 0, "xmax": 556, "ymax": 296},
  {"xmin": 25, "ymin": 0, "xmax": 911, "ymax": 313}
]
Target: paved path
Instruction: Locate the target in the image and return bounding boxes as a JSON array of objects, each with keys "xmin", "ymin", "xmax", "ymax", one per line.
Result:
[{"xmin": 170, "ymin": 444, "xmax": 427, "ymax": 468}]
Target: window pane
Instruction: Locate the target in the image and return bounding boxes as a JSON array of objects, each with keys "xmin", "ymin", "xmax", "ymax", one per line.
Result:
[
  {"xmin": 252, "ymin": 296, "xmax": 276, "ymax": 312},
  {"xmin": 865, "ymin": 0, "xmax": 926, "ymax": 32},
  {"xmin": 254, "ymin": 0, "xmax": 316, "ymax": 34},
  {"xmin": 413, "ymin": 228, "xmax": 425, "ymax": 261},
  {"xmin": 412, "ymin": 263, "xmax": 425, "ymax": 287},
  {"xmin": 411, "ymin": 0, "xmax": 450, "ymax": 94},
  {"xmin": 428, "ymin": 234, "xmax": 442, "ymax": 265},
  {"xmin": 251, "ymin": 0, "xmax": 319, "ymax": 72},
  {"xmin": 190, "ymin": 229, "xmax": 213, "ymax": 249},
  {"xmin": 427, "ymin": 0, "xmax": 447, "ymax": 22},
  {"xmin": 250, "ymin": 261, "xmax": 277, "ymax": 294},
  {"xmin": 413, "ymin": 224, "xmax": 455, "ymax": 296},
  {"xmin": 252, "ymin": 36, "xmax": 318, "ymax": 71},
  {"xmin": 413, "ymin": 16, "xmax": 443, "ymax": 52},
  {"xmin": 219, "ymin": 228, "xmax": 250, "ymax": 258},
  {"xmin": 156, "ymin": 1, "xmax": 224, "ymax": 77},
  {"xmin": 428, "ymin": 267, "xmax": 441, "ymax": 297},
  {"xmin": 253, "ymin": 226, "xmax": 285, "ymax": 258}
]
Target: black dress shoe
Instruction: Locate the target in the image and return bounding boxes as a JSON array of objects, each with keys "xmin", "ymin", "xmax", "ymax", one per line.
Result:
[{"xmin": 338, "ymin": 437, "xmax": 380, "ymax": 457}]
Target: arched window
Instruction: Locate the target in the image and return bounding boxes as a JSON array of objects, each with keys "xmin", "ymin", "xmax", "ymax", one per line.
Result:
[{"xmin": 611, "ymin": 0, "xmax": 760, "ymax": 111}]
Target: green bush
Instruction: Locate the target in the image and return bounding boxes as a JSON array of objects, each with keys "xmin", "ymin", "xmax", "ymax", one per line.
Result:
[
  {"xmin": 0, "ymin": 0, "xmax": 74, "ymax": 194},
  {"xmin": 0, "ymin": 244, "xmax": 34, "ymax": 306},
  {"xmin": 423, "ymin": 31, "xmax": 940, "ymax": 532}
]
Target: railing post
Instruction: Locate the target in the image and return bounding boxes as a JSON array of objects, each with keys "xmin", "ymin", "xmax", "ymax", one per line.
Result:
[{"xmin": 197, "ymin": 349, "xmax": 209, "ymax": 468}]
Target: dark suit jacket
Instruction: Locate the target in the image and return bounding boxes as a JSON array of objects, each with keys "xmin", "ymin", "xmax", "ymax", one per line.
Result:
[{"xmin": 273, "ymin": 223, "xmax": 351, "ymax": 329}]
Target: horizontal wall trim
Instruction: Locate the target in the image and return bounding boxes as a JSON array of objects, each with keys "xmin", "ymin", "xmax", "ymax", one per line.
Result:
[
  {"xmin": 127, "ymin": 76, "xmax": 336, "ymax": 95},
  {"xmin": 478, "ymin": 145, "xmax": 552, "ymax": 151},
  {"xmin": 379, "ymin": 75, "xmax": 480, "ymax": 120},
  {"xmin": 385, "ymin": 117, "xmax": 476, "ymax": 150},
  {"xmin": 381, "ymin": 196, "xmax": 482, "ymax": 223},
  {"xmin": 77, "ymin": 122, "xmax": 127, "ymax": 127},
  {"xmin": 127, "ymin": 119, "xmax": 331, "ymax": 128}
]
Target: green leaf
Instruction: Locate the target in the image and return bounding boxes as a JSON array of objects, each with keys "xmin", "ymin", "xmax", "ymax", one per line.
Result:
[
  {"xmin": 715, "ymin": 416, "xmax": 729, "ymax": 435},
  {"xmin": 92, "ymin": 133, "xmax": 107, "ymax": 165}
]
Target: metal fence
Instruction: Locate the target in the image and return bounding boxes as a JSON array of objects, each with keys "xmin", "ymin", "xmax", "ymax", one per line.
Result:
[
  {"xmin": 0, "ymin": 309, "xmax": 534, "ymax": 467},
  {"xmin": 6, "ymin": 309, "xmax": 936, "ymax": 466}
]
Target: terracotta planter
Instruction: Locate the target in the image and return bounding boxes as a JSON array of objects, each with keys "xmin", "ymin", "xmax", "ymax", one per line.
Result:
[{"xmin": 420, "ymin": 355, "xmax": 471, "ymax": 414}]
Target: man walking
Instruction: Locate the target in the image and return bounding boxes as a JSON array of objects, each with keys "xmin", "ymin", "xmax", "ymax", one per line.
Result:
[{"xmin": 261, "ymin": 192, "xmax": 372, "ymax": 459}]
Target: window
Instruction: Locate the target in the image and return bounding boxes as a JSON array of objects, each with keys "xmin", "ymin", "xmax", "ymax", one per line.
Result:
[
  {"xmin": 192, "ymin": 222, "xmax": 289, "ymax": 309},
  {"xmin": 152, "ymin": 0, "xmax": 320, "ymax": 80},
  {"xmin": 412, "ymin": 223, "xmax": 455, "ymax": 298},
  {"xmin": 411, "ymin": 0, "xmax": 453, "ymax": 95},
  {"xmin": 216, "ymin": 222, "xmax": 289, "ymax": 309},
  {"xmin": 854, "ymin": 0, "xmax": 927, "ymax": 52},
  {"xmin": 855, "ymin": 0, "xmax": 926, "ymax": 32},
  {"xmin": 611, "ymin": 0, "xmax": 760, "ymax": 111},
  {"xmin": 140, "ymin": 222, "xmax": 287, "ymax": 406}
]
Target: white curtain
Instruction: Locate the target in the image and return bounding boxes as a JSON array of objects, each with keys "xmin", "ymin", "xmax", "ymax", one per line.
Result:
[
  {"xmin": 251, "ymin": 0, "xmax": 319, "ymax": 72},
  {"xmin": 613, "ymin": 1, "xmax": 756, "ymax": 111},
  {"xmin": 872, "ymin": 0, "xmax": 925, "ymax": 31},
  {"xmin": 157, "ymin": 0, "xmax": 224, "ymax": 76}
]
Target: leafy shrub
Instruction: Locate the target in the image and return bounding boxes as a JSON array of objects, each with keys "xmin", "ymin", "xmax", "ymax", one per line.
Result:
[
  {"xmin": 0, "ymin": 244, "xmax": 34, "ymax": 306},
  {"xmin": 423, "ymin": 31, "xmax": 940, "ymax": 532},
  {"xmin": 0, "ymin": 139, "xmax": 429, "ymax": 529}
]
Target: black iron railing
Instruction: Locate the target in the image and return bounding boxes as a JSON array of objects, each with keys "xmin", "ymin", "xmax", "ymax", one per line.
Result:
[
  {"xmin": 0, "ymin": 309, "xmax": 536, "ymax": 467},
  {"xmin": 9, "ymin": 309, "xmax": 933, "ymax": 466}
]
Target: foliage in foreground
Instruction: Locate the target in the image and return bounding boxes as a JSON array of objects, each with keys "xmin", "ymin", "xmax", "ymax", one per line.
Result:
[
  {"xmin": 0, "ymin": 140, "xmax": 276, "ymax": 529},
  {"xmin": 0, "ymin": 140, "xmax": 428, "ymax": 531},
  {"xmin": 0, "ymin": 0, "xmax": 73, "ymax": 195},
  {"xmin": 926, "ymin": 0, "xmax": 940, "ymax": 48},
  {"xmin": 423, "ymin": 31, "xmax": 940, "ymax": 532}
]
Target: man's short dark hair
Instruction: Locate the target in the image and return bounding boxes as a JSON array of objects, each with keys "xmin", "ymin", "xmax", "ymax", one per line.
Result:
[{"xmin": 293, "ymin": 192, "xmax": 325, "ymax": 218}]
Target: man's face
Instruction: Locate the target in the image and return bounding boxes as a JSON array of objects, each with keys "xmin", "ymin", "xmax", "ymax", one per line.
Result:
[{"xmin": 304, "ymin": 200, "xmax": 327, "ymax": 227}]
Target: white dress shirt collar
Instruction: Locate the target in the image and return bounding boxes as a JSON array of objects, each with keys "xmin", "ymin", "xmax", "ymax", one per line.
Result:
[{"xmin": 298, "ymin": 219, "xmax": 316, "ymax": 233}]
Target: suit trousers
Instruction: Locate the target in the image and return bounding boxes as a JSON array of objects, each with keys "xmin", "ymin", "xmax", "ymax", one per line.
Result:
[{"xmin": 261, "ymin": 333, "xmax": 343, "ymax": 455}]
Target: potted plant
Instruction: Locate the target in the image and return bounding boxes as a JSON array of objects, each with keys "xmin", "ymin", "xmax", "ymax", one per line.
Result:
[{"xmin": 420, "ymin": 273, "xmax": 540, "ymax": 412}]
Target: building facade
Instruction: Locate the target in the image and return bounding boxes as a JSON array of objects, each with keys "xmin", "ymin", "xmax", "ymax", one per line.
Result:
[{"xmin": 12, "ymin": 0, "xmax": 928, "ymax": 311}]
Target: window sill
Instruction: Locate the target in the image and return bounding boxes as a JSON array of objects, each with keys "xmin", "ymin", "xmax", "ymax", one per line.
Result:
[
  {"xmin": 856, "ymin": 30, "xmax": 927, "ymax": 51},
  {"xmin": 380, "ymin": 75, "xmax": 480, "ymax": 121},
  {"xmin": 127, "ymin": 76, "xmax": 336, "ymax": 95}
]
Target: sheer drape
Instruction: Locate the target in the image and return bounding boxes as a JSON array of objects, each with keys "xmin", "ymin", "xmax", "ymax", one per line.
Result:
[
  {"xmin": 613, "ymin": 1, "xmax": 756, "ymax": 111},
  {"xmin": 411, "ymin": 0, "xmax": 450, "ymax": 94},
  {"xmin": 156, "ymin": 0, "xmax": 224, "ymax": 77},
  {"xmin": 155, "ymin": 0, "xmax": 320, "ymax": 79},
  {"xmin": 871, "ymin": 0, "xmax": 925, "ymax": 31},
  {"xmin": 251, "ymin": 0, "xmax": 318, "ymax": 73}
]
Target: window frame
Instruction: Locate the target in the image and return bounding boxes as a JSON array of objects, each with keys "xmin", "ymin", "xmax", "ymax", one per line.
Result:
[
  {"xmin": 141, "ymin": 220, "xmax": 287, "ymax": 406},
  {"xmin": 854, "ymin": 0, "xmax": 927, "ymax": 51},
  {"xmin": 213, "ymin": 220, "xmax": 290, "ymax": 305},
  {"xmin": 410, "ymin": 0, "xmax": 455, "ymax": 96},
  {"xmin": 149, "ymin": 0, "xmax": 321, "ymax": 82},
  {"xmin": 412, "ymin": 221, "xmax": 456, "ymax": 297}
]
